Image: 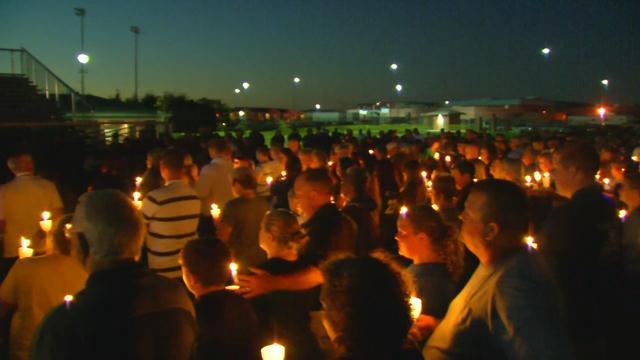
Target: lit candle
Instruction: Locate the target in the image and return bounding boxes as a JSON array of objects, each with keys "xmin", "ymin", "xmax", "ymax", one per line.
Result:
[
  {"xmin": 633, "ymin": 156, "xmax": 639, "ymax": 162},
  {"xmin": 603, "ymin": 178, "xmax": 611, "ymax": 191},
  {"xmin": 524, "ymin": 235, "xmax": 538, "ymax": 251},
  {"xmin": 225, "ymin": 285, "xmax": 240, "ymax": 291},
  {"xmin": 542, "ymin": 172, "xmax": 551, "ymax": 188},
  {"xmin": 229, "ymin": 262, "xmax": 238, "ymax": 284},
  {"xmin": 420, "ymin": 170, "xmax": 428, "ymax": 182},
  {"xmin": 431, "ymin": 203, "xmax": 439, "ymax": 211},
  {"xmin": 595, "ymin": 171, "xmax": 601, "ymax": 182},
  {"xmin": 533, "ymin": 171, "xmax": 542, "ymax": 183},
  {"xmin": 64, "ymin": 294, "xmax": 74, "ymax": 310},
  {"xmin": 19, "ymin": 237, "xmax": 34, "ymax": 258},
  {"xmin": 261, "ymin": 343, "xmax": 285, "ymax": 360},
  {"xmin": 327, "ymin": 160, "xmax": 334, "ymax": 167},
  {"xmin": 524, "ymin": 175, "xmax": 532, "ymax": 188},
  {"xmin": 135, "ymin": 176, "xmax": 143, "ymax": 188},
  {"xmin": 210, "ymin": 203, "xmax": 221, "ymax": 220},
  {"xmin": 330, "ymin": 196, "xmax": 335, "ymax": 204},
  {"xmin": 64, "ymin": 223, "xmax": 73, "ymax": 238},
  {"xmin": 132, "ymin": 191, "xmax": 142, "ymax": 210},
  {"xmin": 266, "ymin": 176, "xmax": 274, "ymax": 187},
  {"xmin": 280, "ymin": 171, "xmax": 287, "ymax": 179},
  {"xmin": 444, "ymin": 155, "xmax": 452, "ymax": 164},
  {"xmin": 619, "ymin": 209, "xmax": 628, "ymax": 222},
  {"xmin": 368, "ymin": 149, "xmax": 374, "ymax": 155},
  {"xmin": 473, "ymin": 178, "xmax": 478, "ymax": 183},
  {"xmin": 40, "ymin": 211, "xmax": 52, "ymax": 232},
  {"xmin": 399, "ymin": 205, "xmax": 408, "ymax": 219},
  {"xmin": 427, "ymin": 180, "xmax": 433, "ymax": 191},
  {"xmin": 410, "ymin": 296, "xmax": 423, "ymax": 321},
  {"xmin": 433, "ymin": 152, "xmax": 441, "ymax": 161}
]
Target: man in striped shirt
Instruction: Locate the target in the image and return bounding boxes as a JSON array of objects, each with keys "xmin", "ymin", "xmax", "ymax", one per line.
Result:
[{"xmin": 142, "ymin": 148, "xmax": 201, "ymax": 279}]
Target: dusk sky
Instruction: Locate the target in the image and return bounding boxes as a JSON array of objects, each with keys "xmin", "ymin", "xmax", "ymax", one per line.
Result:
[{"xmin": 2, "ymin": 0, "xmax": 639, "ymax": 109}]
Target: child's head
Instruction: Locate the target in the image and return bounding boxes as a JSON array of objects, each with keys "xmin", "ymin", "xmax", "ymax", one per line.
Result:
[
  {"xmin": 180, "ymin": 238, "xmax": 231, "ymax": 296},
  {"xmin": 259, "ymin": 209, "xmax": 307, "ymax": 258}
]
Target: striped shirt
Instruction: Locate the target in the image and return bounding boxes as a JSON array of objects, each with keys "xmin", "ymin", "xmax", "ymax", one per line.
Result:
[{"xmin": 142, "ymin": 180, "xmax": 200, "ymax": 279}]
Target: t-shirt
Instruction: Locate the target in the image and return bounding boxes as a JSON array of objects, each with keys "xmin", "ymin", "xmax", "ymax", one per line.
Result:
[
  {"xmin": 0, "ymin": 254, "xmax": 87, "ymax": 360},
  {"xmin": 424, "ymin": 249, "xmax": 570, "ymax": 360},
  {"xmin": 299, "ymin": 203, "xmax": 356, "ymax": 267},
  {"xmin": 409, "ymin": 263, "xmax": 456, "ymax": 319},
  {"xmin": 251, "ymin": 258, "xmax": 323, "ymax": 360},
  {"xmin": 195, "ymin": 157, "xmax": 234, "ymax": 215},
  {"xmin": 0, "ymin": 174, "xmax": 63, "ymax": 257},
  {"xmin": 220, "ymin": 196, "xmax": 270, "ymax": 268},
  {"xmin": 193, "ymin": 290, "xmax": 261, "ymax": 360},
  {"xmin": 142, "ymin": 180, "xmax": 201, "ymax": 279}
]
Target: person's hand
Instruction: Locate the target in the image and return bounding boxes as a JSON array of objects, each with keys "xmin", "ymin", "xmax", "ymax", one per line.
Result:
[
  {"xmin": 237, "ymin": 267, "xmax": 278, "ymax": 299},
  {"xmin": 406, "ymin": 314, "xmax": 440, "ymax": 345}
]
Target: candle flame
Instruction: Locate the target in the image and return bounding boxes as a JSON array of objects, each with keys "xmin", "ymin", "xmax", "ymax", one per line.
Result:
[
  {"xmin": 280, "ymin": 171, "xmax": 287, "ymax": 178},
  {"xmin": 603, "ymin": 178, "xmax": 610, "ymax": 185},
  {"xmin": 41, "ymin": 211, "xmax": 51, "ymax": 221},
  {"xmin": 524, "ymin": 235, "xmax": 538, "ymax": 250},
  {"xmin": 433, "ymin": 152, "xmax": 440, "ymax": 160},
  {"xmin": 20, "ymin": 237, "xmax": 31, "ymax": 248},
  {"xmin": 420, "ymin": 170, "xmax": 428, "ymax": 179},
  {"xmin": 543, "ymin": 171, "xmax": 550, "ymax": 178},
  {"xmin": 368, "ymin": 149, "xmax": 374, "ymax": 155},
  {"xmin": 524, "ymin": 175, "xmax": 532, "ymax": 184},
  {"xmin": 431, "ymin": 204, "xmax": 440, "ymax": 211},
  {"xmin": 400, "ymin": 205, "xmax": 409, "ymax": 217},
  {"xmin": 445, "ymin": 155, "xmax": 452, "ymax": 163},
  {"xmin": 327, "ymin": 161, "xmax": 334, "ymax": 167},
  {"xmin": 210, "ymin": 203, "xmax": 221, "ymax": 219},
  {"xmin": 64, "ymin": 294, "xmax": 74, "ymax": 302},
  {"xmin": 133, "ymin": 191, "xmax": 141, "ymax": 202},
  {"xmin": 266, "ymin": 176, "xmax": 274, "ymax": 185},
  {"xmin": 410, "ymin": 296, "xmax": 422, "ymax": 320},
  {"xmin": 229, "ymin": 262, "xmax": 238, "ymax": 275},
  {"xmin": 261, "ymin": 343, "xmax": 286, "ymax": 360},
  {"xmin": 533, "ymin": 171, "xmax": 542, "ymax": 182},
  {"xmin": 619, "ymin": 209, "xmax": 628, "ymax": 220},
  {"xmin": 135, "ymin": 176, "xmax": 143, "ymax": 186}
]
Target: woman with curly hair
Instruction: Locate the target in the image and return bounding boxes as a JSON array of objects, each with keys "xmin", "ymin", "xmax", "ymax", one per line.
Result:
[
  {"xmin": 320, "ymin": 256, "xmax": 422, "ymax": 360},
  {"xmin": 395, "ymin": 203, "xmax": 464, "ymax": 341}
]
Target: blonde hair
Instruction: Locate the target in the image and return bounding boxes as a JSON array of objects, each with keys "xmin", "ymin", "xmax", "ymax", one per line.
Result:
[{"xmin": 262, "ymin": 209, "xmax": 308, "ymax": 250}]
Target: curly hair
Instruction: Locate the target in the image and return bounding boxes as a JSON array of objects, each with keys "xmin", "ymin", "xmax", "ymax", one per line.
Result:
[
  {"xmin": 405, "ymin": 203, "xmax": 464, "ymax": 279},
  {"xmin": 320, "ymin": 255, "xmax": 413, "ymax": 358},
  {"xmin": 261, "ymin": 209, "xmax": 308, "ymax": 250}
]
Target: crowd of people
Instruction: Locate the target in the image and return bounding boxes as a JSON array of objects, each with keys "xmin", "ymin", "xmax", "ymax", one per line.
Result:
[{"xmin": 0, "ymin": 124, "xmax": 639, "ymax": 359}]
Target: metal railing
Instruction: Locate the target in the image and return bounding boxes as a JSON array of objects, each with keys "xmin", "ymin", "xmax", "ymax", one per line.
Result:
[{"xmin": 0, "ymin": 48, "xmax": 92, "ymax": 113}]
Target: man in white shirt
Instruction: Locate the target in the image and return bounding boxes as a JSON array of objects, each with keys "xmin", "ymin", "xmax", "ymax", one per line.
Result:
[
  {"xmin": 0, "ymin": 152, "xmax": 63, "ymax": 279},
  {"xmin": 142, "ymin": 148, "xmax": 201, "ymax": 279}
]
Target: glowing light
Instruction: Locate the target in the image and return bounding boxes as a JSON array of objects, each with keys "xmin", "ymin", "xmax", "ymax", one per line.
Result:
[
  {"xmin": 234, "ymin": 88, "xmax": 241, "ymax": 94},
  {"xmin": 541, "ymin": 47, "xmax": 551, "ymax": 55},
  {"xmin": 76, "ymin": 53, "xmax": 90, "ymax": 64},
  {"xmin": 19, "ymin": 237, "xmax": 33, "ymax": 258},
  {"xmin": 533, "ymin": 171, "xmax": 542, "ymax": 182},
  {"xmin": 242, "ymin": 82, "xmax": 250, "ymax": 90},
  {"xmin": 601, "ymin": 79, "xmax": 609, "ymax": 87},
  {"xmin": 619, "ymin": 209, "xmax": 628, "ymax": 221},
  {"xmin": 280, "ymin": 170, "xmax": 287, "ymax": 178},
  {"xmin": 433, "ymin": 152, "xmax": 441, "ymax": 161},
  {"xmin": 410, "ymin": 296, "xmax": 422, "ymax": 320},
  {"xmin": 445, "ymin": 155, "xmax": 452, "ymax": 163},
  {"xmin": 135, "ymin": 176, "xmax": 143, "ymax": 187},
  {"xmin": 597, "ymin": 106, "xmax": 606, "ymax": 119},
  {"xmin": 444, "ymin": 100, "xmax": 450, "ymax": 105},
  {"xmin": 390, "ymin": 63, "xmax": 398, "ymax": 71},
  {"xmin": 400, "ymin": 205, "xmax": 409, "ymax": 218},
  {"xmin": 238, "ymin": 110, "xmax": 246, "ymax": 117},
  {"xmin": 395, "ymin": 84, "xmax": 403, "ymax": 92},
  {"xmin": 315, "ymin": 104, "xmax": 321, "ymax": 110},
  {"xmin": 368, "ymin": 149, "xmax": 374, "ymax": 155},
  {"xmin": 431, "ymin": 204, "xmax": 439, "ymax": 211},
  {"xmin": 229, "ymin": 262, "xmax": 238, "ymax": 283},
  {"xmin": 40, "ymin": 211, "xmax": 52, "ymax": 232},
  {"xmin": 261, "ymin": 343, "xmax": 286, "ymax": 360},
  {"xmin": 64, "ymin": 294, "xmax": 74, "ymax": 309},
  {"xmin": 327, "ymin": 161, "xmax": 334, "ymax": 167},
  {"xmin": 633, "ymin": 156, "xmax": 639, "ymax": 162},
  {"xmin": 420, "ymin": 170, "xmax": 428, "ymax": 180},
  {"xmin": 266, "ymin": 176, "xmax": 274, "ymax": 186},
  {"xmin": 210, "ymin": 203, "xmax": 221, "ymax": 220},
  {"xmin": 524, "ymin": 235, "xmax": 538, "ymax": 250},
  {"xmin": 524, "ymin": 175, "xmax": 532, "ymax": 186},
  {"xmin": 293, "ymin": 77, "xmax": 301, "ymax": 83}
]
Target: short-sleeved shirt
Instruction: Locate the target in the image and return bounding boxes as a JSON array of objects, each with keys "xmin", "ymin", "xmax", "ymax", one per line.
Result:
[
  {"xmin": 195, "ymin": 157, "xmax": 234, "ymax": 215},
  {"xmin": 0, "ymin": 254, "xmax": 86, "ymax": 360},
  {"xmin": 142, "ymin": 180, "xmax": 201, "ymax": 278},
  {"xmin": 409, "ymin": 263, "xmax": 456, "ymax": 319},
  {"xmin": 220, "ymin": 196, "xmax": 270, "ymax": 268},
  {"xmin": 424, "ymin": 249, "xmax": 570, "ymax": 359},
  {"xmin": 0, "ymin": 174, "xmax": 63, "ymax": 257}
]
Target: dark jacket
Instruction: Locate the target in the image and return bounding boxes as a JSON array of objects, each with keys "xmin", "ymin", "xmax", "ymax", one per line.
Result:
[
  {"xmin": 341, "ymin": 196, "xmax": 381, "ymax": 255},
  {"xmin": 31, "ymin": 261, "xmax": 196, "ymax": 360},
  {"xmin": 299, "ymin": 203, "xmax": 357, "ymax": 267}
]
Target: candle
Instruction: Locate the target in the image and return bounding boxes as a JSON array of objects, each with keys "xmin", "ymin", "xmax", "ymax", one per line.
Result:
[
  {"xmin": 602, "ymin": 178, "xmax": 611, "ymax": 191},
  {"xmin": 210, "ymin": 203, "xmax": 221, "ymax": 220},
  {"xmin": 524, "ymin": 175, "xmax": 532, "ymax": 187},
  {"xmin": 431, "ymin": 203, "xmax": 439, "ymax": 212},
  {"xmin": 619, "ymin": 209, "xmax": 628, "ymax": 222},
  {"xmin": 542, "ymin": 172, "xmax": 551, "ymax": 188},
  {"xmin": 473, "ymin": 178, "xmax": 478, "ymax": 183},
  {"xmin": 261, "ymin": 343, "xmax": 285, "ymax": 360},
  {"xmin": 433, "ymin": 152, "xmax": 441, "ymax": 161},
  {"xmin": 135, "ymin": 176, "xmax": 143, "ymax": 188},
  {"xmin": 229, "ymin": 262, "xmax": 238, "ymax": 284},
  {"xmin": 524, "ymin": 235, "xmax": 538, "ymax": 251},
  {"xmin": 368, "ymin": 149, "xmax": 374, "ymax": 155},
  {"xmin": 327, "ymin": 160, "xmax": 334, "ymax": 167},
  {"xmin": 266, "ymin": 176, "xmax": 274, "ymax": 187},
  {"xmin": 19, "ymin": 237, "xmax": 34, "ymax": 258},
  {"xmin": 420, "ymin": 170, "xmax": 428, "ymax": 182},
  {"xmin": 633, "ymin": 156, "xmax": 639, "ymax": 162},
  {"xmin": 64, "ymin": 294, "xmax": 74, "ymax": 310},
  {"xmin": 595, "ymin": 171, "xmax": 601, "ymax": 182},
  {"xmin": 40, "ymin": 211, "xmax": 52, "ymax": 232},
  {"xmin": 225, "ymin": 285, "xmax": 240, "ymax": 291},
  {"xmin": 427, "ymin": 180, "xmax": 433, "ymax": 191},
  {"xmin": 533, "ymin": 171, "xmax": 542, "ymax": 183},
  {"xmin": 410, "ymin": 296, "xmax": 423, "ymax": 321},
  {"xmin": 444, "ymin": 155, "xmax": 452, "ymax": 164},
  {"xmin": 64, "ymin": 223, "xmax": 73, "ymax": 239},
  {"xmin": 399, "ymin": 205, "xmax": 408, "ymax": 218},
  {"xmin": 132, "ymin": 191, "xmax": 143, "ymax": 210},
  {"xmin": 330, "ymin": 196, "xmax": 335, "ymax": 204}
]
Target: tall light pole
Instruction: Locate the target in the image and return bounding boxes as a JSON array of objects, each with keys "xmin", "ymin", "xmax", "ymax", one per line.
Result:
[
  {"xmin": 74, "ymin": 8, "xmax": 86, "ymax": 94},
  {"xmin": 292, "ymin": 76, "xmax": 301, "ymax": 111},
  {"xmin": 130, "ymin": 26, "xmax": 140, "ymax": 100}
]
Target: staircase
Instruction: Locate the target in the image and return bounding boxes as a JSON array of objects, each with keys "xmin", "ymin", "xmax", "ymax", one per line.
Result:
[{"xmin": 0, "ymin": 48, "xmax": 92, "ymax": 123}]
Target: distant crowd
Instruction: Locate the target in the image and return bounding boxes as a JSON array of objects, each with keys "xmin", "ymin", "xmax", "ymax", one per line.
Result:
[{"xmin": 0, "ymin": 125, "xmax": 639, "ymax": 359}]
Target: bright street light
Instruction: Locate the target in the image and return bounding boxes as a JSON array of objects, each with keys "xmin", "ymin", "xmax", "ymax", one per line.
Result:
[
  {"xmin": 77, "ymin": 53, "xmax": 90, "ymax": 64},
  {"xmin": 315, "ymin": 104, "xmax": 321, "ymax": 110},
  {"xmin": 390, "ymin": 63, "xmax": 398, "ymax": 71},
  {"xmin": 238, "ymin": 110, "xmax": 246, "ymax": 117},
  {"xmin": 541, "ymin": 47, "xmax": 551, "ymax": 56},
  {"xmin": 597, "ymin": 106, "xmax": 606, "ymax": 119},
  {"xmin": 293, "ymin": 77, "xmax": 301, "ymax": 84},
  {"xmin": 445, "ymin": 100, "xmax": 450, "ymax": 105},
  {"xmin": 242, "ymin": 82, "xmax": 250, "ymax": 90},
  {"xmin": 395, "ymin": 84, "xmax": 403, "ymax": 92},
  {"xmin": 234, "ymin": 88, "xmax": 241, "ymax": 94},
  {"xmin": 601, "ymin": 79, "xmax": 609, "ymax": 87}
]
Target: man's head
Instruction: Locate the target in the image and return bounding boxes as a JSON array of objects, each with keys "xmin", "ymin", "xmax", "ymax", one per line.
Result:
[
  {"xmin": 6, "ymin": 152, "xmax": 34, "ymax": 175},
  {"xmin": 451, "ymin": 160, "xmax": 475, "ymax": 190},
  {"xmin": 180, "ymin": 238, "xmax": 231, "ymax": 297},
  {"xmin": 207, "ymin": 138, "xmax": 230, "ymax": 159},
  {"xmin": 459, "ymin": 180, "xmax": 528, "ymax": 264},
  {"xmin": 72, "ymin": 190, "xmax": 145, "ymax": 269},
  {"xmin": 159, "ymin": 147, "xmax": 185, "ymax": 183},
  {"xmin": 231, "ymin": 167, "xmax": 257, "ymax": 197},
  {"xmin": 293, "ymin": 169, "xmax": 333, "ymax": 220},
  {"xmin": 553, "ymin": 142, "xmax": 599, "ymax": 198},
  {"xmin": 255, "ymin": 145, "xmax": 271, "ymax": 163}
]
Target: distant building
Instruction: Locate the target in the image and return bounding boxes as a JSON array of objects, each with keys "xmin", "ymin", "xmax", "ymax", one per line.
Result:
[
  {"xmin": 300, "ymin": 109, "xmax": 344, "ymax": 123},
  {"xmin": 347, "ymin": 101, "xmax": 436, "ymax": 123}
]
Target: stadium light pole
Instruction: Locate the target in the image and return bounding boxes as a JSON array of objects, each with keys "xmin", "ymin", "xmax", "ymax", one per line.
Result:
[
  {"xmin": 130, "ymin": 26, "xmax": 140, "ymax": 100},
  {"xmin": 74, "ymin": 8, "xmax": 86, "ymax": 94}
]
